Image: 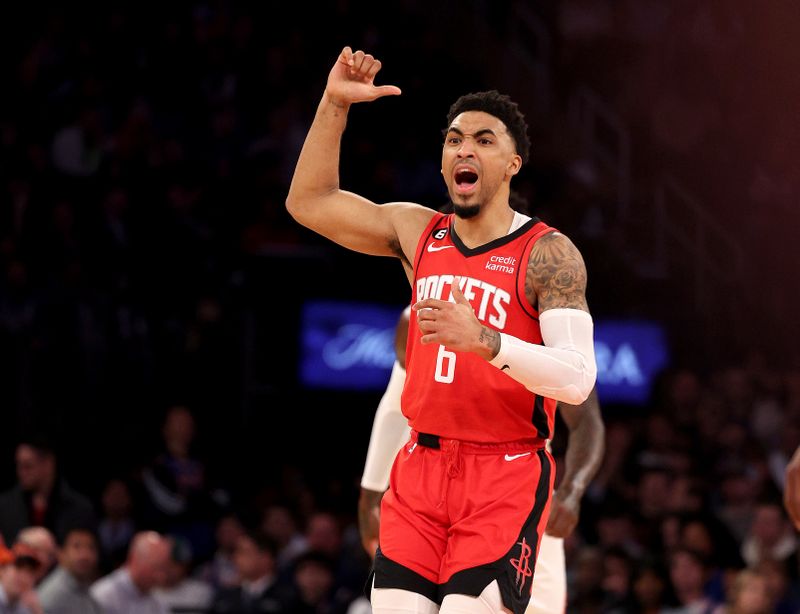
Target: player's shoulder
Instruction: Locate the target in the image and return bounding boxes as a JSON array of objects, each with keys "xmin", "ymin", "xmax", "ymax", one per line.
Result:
[
  {"xmin": 384, "ymin": 202, "xmax": 441, "ymax": 246},
  {"xmin": 528, "ymin": 229, "xmax": 584, "ymax": 262}
]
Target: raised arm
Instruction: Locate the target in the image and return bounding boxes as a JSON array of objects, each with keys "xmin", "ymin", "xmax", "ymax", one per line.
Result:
[
  {"xmin": 285, "ymin": 46, "xmax": 433, "ymax": 260},
  {"xmin": 546, "ymin": 388, "xmax": 605, "ymax": 538}
]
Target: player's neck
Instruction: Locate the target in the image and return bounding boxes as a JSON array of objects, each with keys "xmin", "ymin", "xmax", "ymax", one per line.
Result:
[{"xmin": 452, "ymin": 199, "xmax": 515, "ymax": 249}]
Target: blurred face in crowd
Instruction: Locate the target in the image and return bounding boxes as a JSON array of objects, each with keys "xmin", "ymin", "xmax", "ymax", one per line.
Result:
[
  {"xmin": 163, "ymin": 406, "xmax": 195, "ymax": 454},
  {"xmin": 17, "ymin": 527, "xmax": 58, "ymax": 581},
  {"xmin": 217, "ymin": 515, "xmax": 245, "ymax": 554},
  {"xmin": 0, "ymin": 562, "xmax": 38, "ymax": 603},
  {"xmin": 127, "ymin": 532, "xmax": 171, "ymax": 593},
  {"xmin": 751, "ymin": 504, "xmax": 786, "ymax": 547},
  {"xmin": 597, "ymin": 514, "xmax": 633, "ymax": 549},
  {"xmin": 603, "ymin": 552, "xmax": 631, "ymax": 596},
  {"xmin": 295, "ymin": 560, "xmax": 333, "ymax": 605},
  {"xmin": 305, "ymin": 513, "xmax": 341, "ymax": 558},
  {"xmin": 573, "ymin": 547, "xmax": 604, "ymax": 594},
  {"xmin": 639, "ymin": 470, "xmax": 672, "ymax": 517},
  {"xmin": 681, "ymin": 521, "xmax": 713, "ymax": 557},
  {"xmin": 262, "ymin": 506, "xmax": 296, "ymax": 546},
  {"xmin": 233, "ymin": 535, "xmax": 273, "ymax": 583},
  {"xmin": 102, "ymin": 479, "xmax": 132, "ymax": 520},
  {"xmin": 15, "ymin": 445, "xmax": 54, "ymax": 492},
  {"xmin": 633, "ymin": 567, "xmax": 666, "ymax": 608},
  {"xmin": 731, "ymin": 570, "xmax": 771, "ymax": 614},
  {"xmin": 60, "ymin": 530, "xmax": 98, "ymax": 584},
  {"xmin": 670, "ymin": 550, "xmax": 705, "ymax": 598},
  {"xmin": 756, "ymin": 559, "xmax": 788, "ymax": 602}
]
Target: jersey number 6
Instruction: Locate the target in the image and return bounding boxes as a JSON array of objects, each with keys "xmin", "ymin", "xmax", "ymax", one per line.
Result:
[{"xmin": 434, "ymin": 345, "xmax": 456, "ymax": 384}]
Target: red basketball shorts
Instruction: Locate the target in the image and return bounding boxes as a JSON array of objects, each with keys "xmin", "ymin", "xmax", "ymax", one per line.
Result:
[{"xmin": 373, "ymin": 430, "xmax": 555, "ymax": 614}]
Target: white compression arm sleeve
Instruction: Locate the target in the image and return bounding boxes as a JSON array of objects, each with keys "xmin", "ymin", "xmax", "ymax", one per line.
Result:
[
  {"xmin": 360, "ymin": 361, "xmax": 411, "ymax": 492},
  {"xmin": 489, "ymin": 308, "xmax": 597, "ymax": 405}
]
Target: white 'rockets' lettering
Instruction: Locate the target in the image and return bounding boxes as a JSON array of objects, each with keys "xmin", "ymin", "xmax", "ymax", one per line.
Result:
[{"xmin": 416, "ymin": 275, "xmax": 510, "ymax": 330}]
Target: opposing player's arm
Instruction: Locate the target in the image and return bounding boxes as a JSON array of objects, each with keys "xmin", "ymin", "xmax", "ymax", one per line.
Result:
[
  {"xmin": 285, "ymin": 46, "xmax": 434, "ymax": 258},
  {"xmin": 358, "ymin": 308, "xmax": 412, "ymax": 557},
  {"xmin": 546, "ymin": 387, "xmax": 605, "ymax": 538}
]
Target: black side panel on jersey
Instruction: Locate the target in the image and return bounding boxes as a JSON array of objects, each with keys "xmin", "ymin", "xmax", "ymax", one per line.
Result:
[{"xmin": 531, "ymin": 394, "xmax": 550, "ymax": 440}]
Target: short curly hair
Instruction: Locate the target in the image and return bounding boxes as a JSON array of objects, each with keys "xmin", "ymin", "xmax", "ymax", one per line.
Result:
[{"xmin": 445, "ymin": 90, "xmax": 531, "ymax": 164}]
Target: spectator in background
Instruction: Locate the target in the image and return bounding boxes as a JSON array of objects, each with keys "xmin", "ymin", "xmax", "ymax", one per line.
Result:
[
  {"xmin": 301, "ymin": 512, "xmax": 365, "ymax": 601},
  {"xmin": 0, "ymin": 438, "xmax": 97, "ymax": 545},
  {"xmin": 199, "ymin": 513, "xmax": 245, "ymax": 591},
  {"xmin": 665, "ymin": 548, "xmax": 720, "ymax": 614},
  {"xmin": 141, "ymin": 406, "xmax": 214, "ymax": 559},
  {"xmin": 97, "ymin": 478, "xmax": 137, "ymax": 574},
  {"xmin": 631, "ymin": 558, "xmax": 678, "ymax": 614},
  {"xmin": 91, "ymin": 531, "xmax": 171, "ymax": 614},
  {"xmin": 285, "ymin": 551, "xmax": 347, "ymax": 614},
  {"xmin": 153, "ymin": 535, "xmax": 213, "ymax": 613},
  {"xmin": 741, "ymin": 500, "xmax": 798, "ymax": 568},
  {"xmin": 713, "ymin": 568, "xmax": 772, "ymax": 614},
  {"xmin": 14, "ymin": 528, "xmax": 57, "ymax": 584},
  {"xmin": 210, "ymin": 529, "xmax": 289, "ymax": 614},
  {"xmin": 0, "ymin": 538, "xmax": 41, "ymax": 614},
  {"xmin": 755, "ymin": 558, "xmax": 800, "ymax": 614},
  {"xmin": 679, "ymin": 513, "xmax": 744, "ymax": 603},
  {"xmin": 261, "ymin": 504, "xmax": 307, "ymax": 573},
  {"xmin": 567, "ymin": 546, "xmax": 606, "ymax": 612},
  {"xmin": 36, "ymin": 527, "xmax": 103, "ymax": 614}
]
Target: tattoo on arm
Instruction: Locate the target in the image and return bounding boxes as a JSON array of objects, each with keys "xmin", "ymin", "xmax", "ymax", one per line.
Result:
[
  {"xmin": 526, "ymin": 232, "xmax": 589, "ymax": 312},
  {"xmin": 478, "ymin": 326, "xmax": 501, "ymax": 359}
]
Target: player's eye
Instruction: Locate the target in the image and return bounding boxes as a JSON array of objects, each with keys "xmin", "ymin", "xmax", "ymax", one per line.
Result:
[{"xmin": 446, "ymin": 136, "xmax": 461, "ymax": 145}]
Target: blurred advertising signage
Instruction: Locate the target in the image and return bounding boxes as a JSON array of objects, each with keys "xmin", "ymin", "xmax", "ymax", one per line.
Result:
[
  {"xmin": 300, "ymin": 301, "xmax": 402, "ymax": 390},
  {"xmin": 593, "ymin": 320, "xmax": 669, "ymax": 404},
  {"xmin": 301, "ymin": 301, "xmax": 669, "ymax": 402}
]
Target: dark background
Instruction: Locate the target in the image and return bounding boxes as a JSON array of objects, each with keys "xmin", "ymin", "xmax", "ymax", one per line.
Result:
[{"xmin": 1, "ymin": 0, "xmax": 799, "ymax": 608}]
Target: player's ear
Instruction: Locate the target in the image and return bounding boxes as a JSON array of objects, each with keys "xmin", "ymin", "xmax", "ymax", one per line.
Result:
[{"xmin": 507, "ymin": 154, "xmax": 522, "ymax": 177}]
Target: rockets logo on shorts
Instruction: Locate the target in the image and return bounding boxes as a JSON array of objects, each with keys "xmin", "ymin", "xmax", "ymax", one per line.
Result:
[{"xmin": 510, "ymin": 537, "xmax": 534, "ymax": 595}]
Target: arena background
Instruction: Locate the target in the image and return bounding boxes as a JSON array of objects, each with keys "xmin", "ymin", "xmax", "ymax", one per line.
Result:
[{"xmin": 1, "ymin": 1, "xmax": 799, "ymax": 612}]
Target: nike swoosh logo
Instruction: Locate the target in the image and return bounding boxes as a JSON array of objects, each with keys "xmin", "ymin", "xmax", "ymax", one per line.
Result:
[
  {"xmin": 504, "ymin": 452, "xmax": 532, "ymax": 462},
  {"xmin": 427, "ymin": 243, "xmax": 454, "ymax": 252}
]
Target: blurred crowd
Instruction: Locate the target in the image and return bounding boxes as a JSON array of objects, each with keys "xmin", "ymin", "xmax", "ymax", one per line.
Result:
[
  {"xmin": 2, "ymin": 361, "xmax": 800, "ymax": 613},
  {"xmin": 1, "ymin": 1, "xmax": 799, "ymax": 613}
]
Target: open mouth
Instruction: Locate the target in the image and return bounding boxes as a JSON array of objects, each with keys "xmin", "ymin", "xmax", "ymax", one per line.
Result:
[{"xmin": 454, "ymin": 167, "xmax": 479, "ymax": 194}]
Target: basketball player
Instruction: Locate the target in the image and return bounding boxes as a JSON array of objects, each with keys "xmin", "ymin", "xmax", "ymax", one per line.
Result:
[
  {"xmin": 358, "ymin": 309, "xmax": 605, "ymax": 613},
  {"xmin": 286, "ymin": 47, "xmax": 597, "ymax": 614}
]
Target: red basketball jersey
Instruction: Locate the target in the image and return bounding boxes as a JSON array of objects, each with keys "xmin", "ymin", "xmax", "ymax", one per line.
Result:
[{"xmin": 402, "ymin": 212, "xmax": 558, "ymax": 443}]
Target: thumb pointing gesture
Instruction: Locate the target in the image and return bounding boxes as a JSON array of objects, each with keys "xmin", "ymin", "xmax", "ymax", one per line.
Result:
[
  {"xmin": 450, "ymin": 276, "xmax": 471, "ymax": 307},
  {"xmin": 327, "ymin": 47, "xmax": 402, "ymax": 106}
]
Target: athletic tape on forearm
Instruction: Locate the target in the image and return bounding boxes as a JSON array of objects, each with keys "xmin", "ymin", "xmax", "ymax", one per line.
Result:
[
  {"xmin": 489, "ymin": 308, "xmax": 597, "ymax": 405},
  {"xmin": 360, "ymin": 361, "xmax": 411, "ymax": 491}
]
